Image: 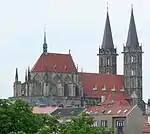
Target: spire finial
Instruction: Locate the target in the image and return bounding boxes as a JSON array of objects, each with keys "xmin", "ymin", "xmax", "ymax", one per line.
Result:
[
  {"xmin": 15, "ymin": 68, "xmax": 18, "ymax": 82},
  {"xmin": 69, "ymin": 49, "xmax": 71, "ymax": 54},
  {"xmin": 131, "ymin": 4, "xmax": 133, "ymax": 10},
  {"xmin": 44, "ymin": 24, "xmax": 47, "ymax": 44},
  {"xmin": 43, "ymin": 24, "xmax": 48, "ymax": 54},
  {"xmin": 107, "ymin": 2, "xmax": 108, "ymax": 11}
]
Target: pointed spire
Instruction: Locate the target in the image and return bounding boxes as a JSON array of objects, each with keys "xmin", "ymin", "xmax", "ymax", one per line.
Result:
[
  {"xmin": 15, "ymin": 68, "xmax": 18, "ymax": 81},
  {"xmin": 25, "ymin": 69, "xmax": 27, "ymax": 82},
  {"xmin": 102, "ymin": 7, "xmax": 114, "ymax": 50},
  {"xmin": 28, "ymin": 67, "xmax": 31, "ymax": 81},
  {"xmin": 43, "ymin": 25, "xmax": 48, "ymax": 54},
  {"xmin": 126, "ymin": 6, "xmax": 139, "ymax": 47}
]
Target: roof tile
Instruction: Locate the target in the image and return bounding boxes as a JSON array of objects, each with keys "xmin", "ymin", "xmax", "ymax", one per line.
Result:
[{"xmin": 32, "ymin": 53, "xmax": 77, "ymax": 73}]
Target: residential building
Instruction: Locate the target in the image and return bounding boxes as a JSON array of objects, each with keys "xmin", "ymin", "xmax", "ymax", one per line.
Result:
[{"xmin": 86, "ymin": 99, "xmax": 144, "ymax": 134}]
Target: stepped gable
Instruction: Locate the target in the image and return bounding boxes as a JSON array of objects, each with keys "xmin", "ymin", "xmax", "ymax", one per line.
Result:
[
  {"xmin": 80, "ymin": 73, "xmax": 128, "ymax": 98},
  {"xmin": 32, "ymin": 53, "xmax": 77, "ymax": 73}
]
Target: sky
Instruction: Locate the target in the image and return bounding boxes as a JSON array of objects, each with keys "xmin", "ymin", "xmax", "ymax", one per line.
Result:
[{"xmin": 0, "ymin": 0, "xmax": 150, "ymax": 102}]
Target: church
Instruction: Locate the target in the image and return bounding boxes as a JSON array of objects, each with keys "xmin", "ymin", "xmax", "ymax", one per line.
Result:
[{"xmin": 13, "ymin": 7, "xmax": 145, "ymax": 112}]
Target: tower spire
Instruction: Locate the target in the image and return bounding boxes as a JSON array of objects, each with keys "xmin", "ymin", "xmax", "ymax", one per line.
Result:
[
  {"xmin": 15, "ymin": 68, "xmax": 18, "ymax": 82},
  {"xmin": 126, "ymin": 6, "xmax": 139, "ymax": 47},
  {"xmin": 101, "ymin": 7, "xmax": 114, "ymax": 49},
  {"xmin": 43, "ymin": 25, "xmax": 48, "ymax": 54},
  {"xmin": 25, "ymin": 69, "xmax": 27, "ymax": 82}
]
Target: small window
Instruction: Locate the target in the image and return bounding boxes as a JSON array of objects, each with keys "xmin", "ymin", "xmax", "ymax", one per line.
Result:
[
  {"xmin": 107, "ymin": 58, "xmax": 110, "ymax": 66},
  {"xmin": 100, "ymin": 58, "xmax": 103, "ymax": 66},
  {"xmin": 101, "ymin": 120, "xmax": 107, "ymax": 127},
  {"xmin": 131, "ymin": 69, "xmax": 134, "ymax": 76},
  {"xmin": 93, "ymin": 120, "xmax": 98, "ymax": 127},
  {"xmin": 131, "ymin": 55, "xmax": 134, "ymax": 63},
  {"xmin": 116, "ymin": 120, "xmax": 124, "ymax": 127}
]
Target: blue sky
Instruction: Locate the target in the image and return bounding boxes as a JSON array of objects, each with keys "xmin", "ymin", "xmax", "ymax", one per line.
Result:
[{"xmin": 0, "ymin": 0, "xmax": 150, "ymax": 102}]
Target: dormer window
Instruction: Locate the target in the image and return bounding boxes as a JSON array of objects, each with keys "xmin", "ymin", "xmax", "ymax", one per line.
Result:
[
  {"xmin": 111, "ymin": 86, "xmax": 116, "ymax": 92},
  {"xmin": 120, "ymin": 87, "xmax": 125, "ymax": 92},
  {"xmin": 93, "ymin": 85, "xmax": 97, "ymax": 91},
  {"xmin": 102, "ymin": 86, "xmax": 107, "ymax": 92},
  {"xmin": 64, "ymin": 65, "xmax": 67, "ymax": 70}
]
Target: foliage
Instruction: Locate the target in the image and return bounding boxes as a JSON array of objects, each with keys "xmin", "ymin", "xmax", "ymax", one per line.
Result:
[{"xmin": 0, "ymin": 99, "xmax": 114, "ymax": 134}]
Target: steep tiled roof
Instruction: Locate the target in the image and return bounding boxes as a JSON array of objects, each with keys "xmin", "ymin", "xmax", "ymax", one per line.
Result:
[
  {"xmin": 80, "ymin": 73, "xmax": 127, "ymax": 98},
  {"xmin": 86, "ymin": 100, "xmax": 132, "ymax": 116},
  {"xmin": 32, "ymin": 53, "xmax": 77, "ymax": 73},
  {"xmin": 51, "ymin": 108, "xmax": 85, "ymax": 117},
  {"xmin": 33, "ymin": 106, "xmax": 58, "ymax": 114}
]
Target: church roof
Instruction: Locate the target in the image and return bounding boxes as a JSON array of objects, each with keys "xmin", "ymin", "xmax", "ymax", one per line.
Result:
[
  {"xmin": 126, "ymin": 7, "xmax": 139, "ymax": 47},
  {"xmin": 81, "ymin": 73, "xmax": 128, "ymax": 98},
  {"xmin": 32, "ymin": 53, "xmax": 77, "ymax": 73},
  {"xmin": 101, "ymin": 11, "xmax": 114, "ymax": 49}
]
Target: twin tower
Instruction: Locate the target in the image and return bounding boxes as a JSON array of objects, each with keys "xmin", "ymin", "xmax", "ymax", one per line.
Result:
[{"xmin": 98, "ymin": 7, "xmax": 143, "ymax": 101}]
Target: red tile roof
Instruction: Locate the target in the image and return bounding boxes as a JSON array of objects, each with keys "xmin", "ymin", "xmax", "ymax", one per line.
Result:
[
  {"xmin": 102, "ymin": 93, "xmax": 131, "ymax": 104},
  {"xmin": 32, "ymin": 53, "xmax": 77, "ymax": 73},
  {"xmin": 81, "ymin": 73, "xmax": 128, "ymax": 98},
  {"xmin": 33, "ymin": 106, "xmax": 58, "ymax": 114},
  {"xmin": 143, "ymin": 123, "xmax": 150, "ymax": 133},
  {"xmin": 86, "ymin": 100, "xmax": 132, "ymax": 116}
]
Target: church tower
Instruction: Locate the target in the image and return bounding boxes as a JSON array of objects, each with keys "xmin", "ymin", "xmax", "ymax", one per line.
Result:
[
  {"xmin": 98, "ymin": 8, "xmax": 118, "ymax": 74},
  {"xmin": 123, "ymin": 7, "xmax": 143, "ymax": 106}
]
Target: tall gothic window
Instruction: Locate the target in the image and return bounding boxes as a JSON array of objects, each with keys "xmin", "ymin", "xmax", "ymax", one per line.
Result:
[
  {"xmin": 75, "ymin": 85, "xmax": 79, "ymax": 97},
  {"xmin": 107, "ymin": 58, "xmax": 110, "ymax": 66},
  {"xmin": 132, "ymin": 78, "xmax": 135, "ymax": 88},
  {"xmin": 50, "ymin": 83, "xmax": 57, "ymax": 96},
  {"xmin": 131, "ymin": 55, "xmax": 134, "ymax": 63},
  {"xmin": 100, "ymin": 58, "xmax": 103, "ymax": 66},
  {"xmin": 64, "ymin": 84, "xmax": 69, "ymax": 97},
  {"xmin": 131, "ymin": 69, "xmax": 134, "ymax": 76}
]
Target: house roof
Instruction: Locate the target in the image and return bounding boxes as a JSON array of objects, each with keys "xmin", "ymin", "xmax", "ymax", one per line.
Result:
[
  {"xmin": 33, "ymin": 106, "xmax": 58, "ymax": 114},
  {"xmin": 32, "ymin": 53, "xmax": 77, "ymax": 73},
  {"xmin": 81, "ymin": 73, "xmax": 128, "ymax": 98},
  {"xmin": 143, "ymin": 123, "xmax": 150, "ymax": 133},
  {"xmin": 51, "ymin": 108, "xmax": 85, "ymax": 117},
  {"xmin": 85, "ymin": 100, "xmax": 133, "ymax": 116}
]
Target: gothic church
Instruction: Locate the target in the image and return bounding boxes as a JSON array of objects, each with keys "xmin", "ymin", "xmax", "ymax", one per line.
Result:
[{"xmin": 13, "ymin": 7, "xmax": 145, "ymax": 111}]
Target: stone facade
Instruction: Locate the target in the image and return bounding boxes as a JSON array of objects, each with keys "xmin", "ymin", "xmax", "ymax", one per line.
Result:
[
  {"xmin": 98, "ymin": 48, "xmax": 117, "ymax": 74},
  {"xmin": 13, "ymin": 70, "xmax": 83, "ymax": 106}
]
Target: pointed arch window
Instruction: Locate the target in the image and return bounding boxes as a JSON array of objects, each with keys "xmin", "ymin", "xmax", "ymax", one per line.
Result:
[
  {"xmin": 132, "ymin": 78, "xmax": 135, "ymax": 88},
  {"xmin": 100, "ymin": 58, "xmax": 103, "ymax": 66},
  {"xmin": 131, "ymin": 69, "xmax": 134, "ymax": 76},
  {"xmin": 75, "ymin": 85, "xmax": 79, "ymax": 97},
  {"xmin": 107, "ymin": 58, "xmax": 110, "ymax": 66},
  {"xmin": 131, "ymin": 55, "xmax": 134, "ymax": 63},
  {"xmin": 64, "ymin": 84, "xmax": 69, "ymax": 97}
]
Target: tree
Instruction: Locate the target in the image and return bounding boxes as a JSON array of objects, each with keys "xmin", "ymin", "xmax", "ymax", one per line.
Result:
[{"xmin": 0, "ymin": 99, "xmax": 114, "ymax": 134}]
